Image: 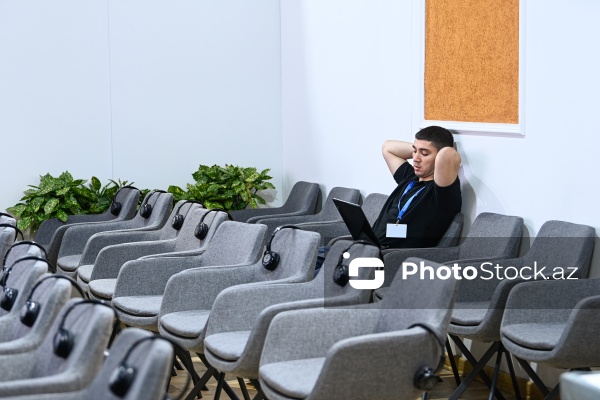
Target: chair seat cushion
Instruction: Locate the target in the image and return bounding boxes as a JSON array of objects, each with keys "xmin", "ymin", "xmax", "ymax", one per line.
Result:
[
  {"xmin": 113, "ymin": 296, "xmax": 163, "ymax": 318},
  {"xmin": 204, "ymin": 331, "xmax": 251, "ymax": 361},
  {"xmin": 57, "ymin": 255, "xmax": 82, "ymax": 272},
  {"xmin": 89, "ymin": 279, "xmax": 117, "ymax": 300},
  {"xmin": 502, "ymin": 322, "xmax": 566, "ymax": 351},
  {"xmin": 260, "ymin": 357, "xmax": 326, "ymax": 399},
  {"xmin": 77, "ymin": 264, "xmax": 93, "ymax": 283},
  {"xmin": 159, "ymin": 310, "xmax": 210, "ymax": 339},
  {"xmin": 451, "ymin": 302, "xmax": 490, "ymax": 326}
]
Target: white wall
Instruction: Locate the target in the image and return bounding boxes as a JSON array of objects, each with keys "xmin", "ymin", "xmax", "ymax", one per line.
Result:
[{"xmin": 0, "ymin": 0, "xmax": 283, "ymax": 214}]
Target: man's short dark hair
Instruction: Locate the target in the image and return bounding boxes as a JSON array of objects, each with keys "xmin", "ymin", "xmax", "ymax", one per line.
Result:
[{"xmin": 415, "ymin": 126, "xmax": 454, "ymax": 151}]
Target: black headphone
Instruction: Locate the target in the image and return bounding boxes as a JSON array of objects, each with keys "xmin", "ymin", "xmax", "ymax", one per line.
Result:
[
  {"xmin": 0, "ymin": 212, "xmax": 14, "ymax": 219},
  {"xmin": 0, "ymin": 224, "xmax": 24, "ymax": 242},
  {"xmin": 54, "ymin": 299, "xmax": 118, "ymax": 359},
  {"xmin": 20, "ymin": 275, "xmax": 86, "ymax": 327},
  {"xmin": 110, "ymin": 186, "xmax": 140, "ymax": 216},
  {"xmin": 0, "ymin": 256, "xmax": 52, "ymax": 312},
  {"xmin": 3, "ymin": 241, "xmax": 48, "ymax": 270},
  {"xmin": 333, "ymin": 241, "xmax": 383, "ymax": 287},
  {"xmin": 171, "ymin": 201, "xmax": 204, "ymax": 231},
  {"xmin": 194, "ymin": 209, "xmax": 233, "ymax": 240},
  {"xmin": 411, "ymin": 323, "xmax": 446, "ymax": 391},
  {"xmin": 262, "ymin": 225, "xmax": 301, "ymax": 271},
  {"xmin": 108, "ymin": 336, "xmax": 191, "ymax": 399},
  {"xmin": 139, "ymin": 190, "xmax": 167, "ymax": 219}
]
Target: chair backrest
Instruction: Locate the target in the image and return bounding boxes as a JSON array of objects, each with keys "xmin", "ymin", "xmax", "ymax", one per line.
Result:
[
  {"xmin": 128, "ymin": 191, "xmax": 173, "ymax": 229},
  {"xmin": 251, "ymin": 228, "xmax": 320, "ymax": 283},
  {"xmin": 3, "ymin": 242, "xmax": 46, "ymax": 269},
  {"xmin": 318, "ymin": 240, "xmax": 381, "ymax": 304},
  {"xmin": 279, "ymin": 181, "xmax": 321, "ymax": 214},
  {"xmin": 158, "ymin": 200, "xmax": 204, "ymax": 240},
  {"xmin": 31, "ymin": 299, "xmax": 114, "ymax": 386},
  {"xmin": 458, "ymin": 212, "xmax": 523, "ymax": 260},
  {"xmin": 201, "ymin": 222, "xmax": 267, "ymax": 266},
  {"xmin": 317, "ymin": 187, "xmax": 361, "ymax": 220},
  {"xmin": 0, "ymin": 257, "xmax": 48, "ymax": 319},
  {"xmin": 1, "ymin": 274, "xmax": 71, "ymax": 344},
  {"xmin": 376, "ymin": 257, "xmax": 459, "ymax": 343},
  {"xmin": 522, "ymin": 220, "xmax": 596, "ymax": 278},
  {"xmin": 0, "ymin": 218, "xmax": 19, "ymax": 265},
  {"xmin": 362, "ymin": 193, "xmax": 389, "ymax": 225},
  {"xmin": 84, "ymin": 328, "xmax": 173, "ymax": 400},
  {"xmin": 173, "ymin": 208, "xmax": 229, "ymax": 252},
  {"xmin": 112, "ymin": 187, "xmax": 142, "ymax": 221},
  {"xmin": 435, "ymin": 212, "xmax": 464, "ymax": 248}
]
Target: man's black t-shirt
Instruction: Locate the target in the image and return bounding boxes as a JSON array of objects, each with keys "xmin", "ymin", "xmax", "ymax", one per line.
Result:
[{"xmin": 372, "ymin": 162, "xmax": 462, "ymax": 249}]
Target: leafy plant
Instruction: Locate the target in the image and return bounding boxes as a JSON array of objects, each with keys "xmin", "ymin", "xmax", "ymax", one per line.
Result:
[
  {"xmin": 7, "ymin": 172, "xmax": 134, "ymax": 232},
  {"xmin": 168, "ymin": 164, "xmax": 275, "ymax": 210}
]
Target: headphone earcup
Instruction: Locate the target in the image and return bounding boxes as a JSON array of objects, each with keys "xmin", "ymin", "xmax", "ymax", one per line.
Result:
[
  {"xmin": 54, "ymin": 327, "xmax": 74, "ymax": 358},
  {"xmin": 0, "ymin": 287, "xmax": 18, "ymax": 311},
  {"xmin": 414, "ymin": 366, "xmax": 439, "ymax": 391},
  {"xmin": 194, "ymin": 223, "xmax": 209, "ymax": 240},
  {"xmin": 171, "ymin": 214, "xmax": 184, "ymax": 230},
  {"xmin": 110, "ymin": 201, "xmax": 122, "ymax": 216},
  {"xmin": 139, "ymin": 203, "xmax": 152, "ymax": 218},
  {"xmin": 20, "ymin": 300, "xmax": 40, "ymax": 327},
  {"xmin": 262, "ymin": 251, "xmax": 280, "ymax": 271},
  {"xmin": 333, "ymin": 264, "xmax": 349, "ymax": 286},
  {"xmin": 109, "ymin": 364, "xmax": 137, "ymax": 397}
]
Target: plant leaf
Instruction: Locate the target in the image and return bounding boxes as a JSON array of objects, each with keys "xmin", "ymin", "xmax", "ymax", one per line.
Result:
[{"xmin": 44, "ymin": 198, "xmax": 60, "ymax": 215}]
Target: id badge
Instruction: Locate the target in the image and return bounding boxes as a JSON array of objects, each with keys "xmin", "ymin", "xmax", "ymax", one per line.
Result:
[{"xmin": 386, "ymin": 223, "xmax": 407, "ymax": 238}]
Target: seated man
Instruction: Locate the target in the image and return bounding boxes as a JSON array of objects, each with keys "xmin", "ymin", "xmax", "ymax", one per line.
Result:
[{"xmin": 372, "ymin": 125, "xmax": 462, "ymax": 248}]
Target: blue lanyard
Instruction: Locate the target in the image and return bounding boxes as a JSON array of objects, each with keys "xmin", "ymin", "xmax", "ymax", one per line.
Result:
[{"xmin": 397, "ymin": 181, "xmax": 425, "ymax": 221}]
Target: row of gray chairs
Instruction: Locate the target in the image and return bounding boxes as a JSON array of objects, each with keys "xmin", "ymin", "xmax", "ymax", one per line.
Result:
[{"xmin": 0, "ymin": 213, "xmax": 21, "ymax": 265}]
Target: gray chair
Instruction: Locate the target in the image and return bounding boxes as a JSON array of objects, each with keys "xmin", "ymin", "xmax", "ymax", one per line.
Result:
[
  {"xmin": 56, "ymin": 191, "xmax": 173, "ymax": 278},
  {"xmin": 255, "ymin": 186, "xmax": 361, "ymax": 239},
  {"xmin": 1, "ymin": 216, "xmax": 21, "ymax": 265},
  {"xmin": 76, "ymin": 202, "xmax": 207, "ymax": 293},
  {"xmin": 258, "ymin": 256, "xmax": 459, "ymax": 400},
  {"xmin": 36, "ymin": 186, "xmax": 141, "ymax": 265},
  {"xmin": 296, "ymin": 192, "xmax": 389, "ymax": 246},
  {"xmin": 0, "ymin": 328, "xmax": 174, "ymax": 400},
  {"xmin": 202, "ymin": 240, "xmax": 382, "ymax": 399},
  {"xmin": 3, "ymin": 241, "xmax": 48, "ymax": 269},
  {"xmin": 0, "ymin": 298, "xmax": 114, "ymax": 397},
  {"xmin": 84, "ymin": 209, "xmax": 230, "ymax": 298},
  {"xmin": 0, "ymin": 274, "xmax": 72, "ymax": 356},
  {"xmin": 374, "ymin": 212, "xmax": 522, "ymax": 301},
  {"xmin": 448, "ymin": 220, "xmax": 595, "ymax": 400},
  {"xmin": 0, "ymin": 256, "xmax": 49, "ymax": 330},
  {"xmin": 230, "ymin": 181, "xmax": 321, "ymax": 223},
  {"xmin": 110, "ymin": 221, "xmax": 268, "ymax": 331}
]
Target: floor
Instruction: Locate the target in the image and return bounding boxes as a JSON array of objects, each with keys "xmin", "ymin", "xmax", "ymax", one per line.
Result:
[{"xmin": 168, "ymin": 355, "xmax": 519, "ymax": 400}]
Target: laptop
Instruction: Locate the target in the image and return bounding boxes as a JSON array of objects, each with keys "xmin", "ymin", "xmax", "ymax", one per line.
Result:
[{"xmin": 333, "ymin": 198, "xmax": 381, "ymax": 247}]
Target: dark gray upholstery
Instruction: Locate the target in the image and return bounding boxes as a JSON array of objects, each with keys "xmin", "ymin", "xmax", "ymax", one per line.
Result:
[
  {"xmin": 296, "ymin": 192, "xmax": 389, "ymax": 246},
  {"xmin": 0, "ymin": 298, "xmax": 114, "ymax": 397},
  {"xmin": 0, "ymin": 274, "xmax": 71, "ymax": 355},
  {"xmin": 377, "ymin": 212, "xmax": 522, "ymax": 297},
  {"xmin": 37, "ymin": 187, "xmax": 140, "ymax": 265},
  {"xmin": 230, "ymin": 181, "xmax": 321, "ymax": 223},
  {"xmin": 203, "ymin": 240, "xmax": 381, "ymax": 382},
  {"xmin": 258, "ymin": 257, "xmax": 459, "ymax": 400},
  {"xmin": 255, "ymin": 186, "xmax": 361, "ymax": 242},
  {"xmin": 76, "ymin": 202, "xmax": 208, "ymax": 293},
  {"xmin": 158, "ymin": 228, "xmax": 320, "ymax": 362},
  {"xmin": 447, "ymin": 220, "xmax": 595, "ymax": 400},
  {"xmin": 56, "ymin": 191, "xmax": 173, "ymax": 278},
  {"xmin": 110, "ymin": 221, "xmax": 268, "ymax": 330}
]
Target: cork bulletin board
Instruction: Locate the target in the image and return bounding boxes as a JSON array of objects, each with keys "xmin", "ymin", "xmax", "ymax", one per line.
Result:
[{"xmin": 424, "ymin": 0, "xmax": 519, "ymax": 124}]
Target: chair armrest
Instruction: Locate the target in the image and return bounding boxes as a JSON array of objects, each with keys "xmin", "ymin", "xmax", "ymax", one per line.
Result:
[
  {"xmin": 89, "ymin": 240, "xmax": 177, "ymax": 281},
  {"xmin": 245, "ymin": 209, "xmax": 313, "ymax": 224},
  {"xmin": 139, "ymin": 247, "xmax": 205, "ymax": 259},
  {"xmin": 57, "ymin": 221, "xmax": 132, "ymax": 258},
  {"xmin": 257, "ymin": 215, "xmax": 322, "ymax": 234},
  {"xmin": 292, "ymin": 221, "xmax": 349, "ymax": 246},
  {"xmin": 80, "ymin": 230, "xmax": 164, "ymax": 265}
]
